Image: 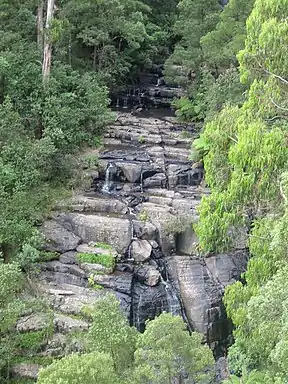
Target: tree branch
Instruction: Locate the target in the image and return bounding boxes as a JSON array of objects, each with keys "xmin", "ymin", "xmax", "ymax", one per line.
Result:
[
  {"xmin": 280, "ymin": 182, "xmax": 287, "ymax": 204},
  {"xmin": 270, "ymin": 98, "xmax": 288, "ymax": 112},
  {"xmin": 228, "ymin": 135, "xmax": 238, "ymax": 144},
  {"xmin": 263, "ymin": 68, "xmax": 288, "ymax": 86}
]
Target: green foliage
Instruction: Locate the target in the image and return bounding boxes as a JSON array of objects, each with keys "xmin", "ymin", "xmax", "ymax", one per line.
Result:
[
  {"xmin": 37, "ymin": 252, "xmax": 60, "ymax": 263},
  {"xmin": 82, "ymin": 153, "xmax": 99, "ymax": 170},
  {"xmin": 138, "ymin": 135, "xmax": 146, "ymax": 143},
  {"xmin": 0, "ymin": 264, "xmax": 25, "ymax": 378},
  {"xmin": 12, "ymin": 355, "xmax": 55, "ymax": 367},
  {"xmin": 16, "ymin": 331, "xmax": 46, "ymax": 352},
  {"xmin": 58, "ymin": 0, "xmax": 171, "ymax": 83},
  {"xmin": 94, "ymin": 242, "xmax": 112, "ymax": 250},
  {"xmin": 133, "ymin": 313, "xmax": 214, "ymax": 384},
  {"xmin": 77, "ymin": 252, "xmax": 115, "ymax": 269},
  {"xmin": 164, "ymin": 215, "xmax": 194, "ymax": 235},
  {"xmin": 37, "ymin": 352, "xmax": 120, "ymax": 384},
  {"xmin": 173, "ymin": 97, "xmax": 198, "ymax": 122},
  {"xmin": 87, "ymin": 274, "xmax": 104, "ymax": 290},
  {"xmin": 165, "ymin": 0, "xmax": 220, "ymax": 82},
  {"xmin": 138, "ymin": 210, "xmax": 150, "ymax": 222},
  {"xmin": 201, "ymin": 0, "xmax": 255, "ymax": 70},
  {"xmin": 84, "ymin": 294, "xmax": 138, "ymax": 376},
  {"xmin": 166, "ymin": 0, "xmax": 250, "ymax": 123},
  {"xmin": 193, "ymin": 0, "xmax": 288, "ymax": 382},
  {"xmin": 195, "ymin": 104, "xmax": 287, "ymax": 253}
]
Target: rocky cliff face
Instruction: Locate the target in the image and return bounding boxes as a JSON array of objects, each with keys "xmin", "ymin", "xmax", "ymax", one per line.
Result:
[{"xmin": 36, "ymin": 107, "xmax": 248, "ymax": 359}]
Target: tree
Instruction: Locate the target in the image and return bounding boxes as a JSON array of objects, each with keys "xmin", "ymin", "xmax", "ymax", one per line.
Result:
[
  {"xmin": 193, "ymin": 0, "xmax": 288, "ymax": 381},
  {"xmin": 225, "ymin": 263, "xmax": 288, "ymax": 381},
  {"xmin": 0, "ymin": 100, "xmax": 59, "ymax": 262},
  {"xmin": 37, "ymin": 352, "xmax": 121, "ymax": 384},
  {"xmin": 238, "ymin": 0, "xmax": 288, "ymax": 119},
  {"xmin": 201, "ymin": 0, "xmax": 255, "ymax": 72},
  {"xmin": 42, "ymin": 0, "xmax": 55, "ymax": 84},
  {"xmin": 0, "ymin": 263, "xmax": 25, "ymax": 379},
  {"xmin": 84, "ymin": 293, "xmax": 138, "ymax": 376},
  {"xmin": 165, "ymin": 0, "xmax": 220, "ymax": 84},
  {"xmin": 133, "ymin": 313, "xmax": 214, "ymax": 384}
]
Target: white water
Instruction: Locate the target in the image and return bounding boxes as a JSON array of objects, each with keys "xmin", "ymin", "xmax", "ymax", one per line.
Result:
[{"xmin": 102, "ymin": 163, "xmax": 114, "ymax": 193}]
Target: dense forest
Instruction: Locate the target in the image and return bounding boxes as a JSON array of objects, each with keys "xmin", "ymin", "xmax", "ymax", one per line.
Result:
[{"xmin": 0, "ymin": 0, "xmax": 288, "ymax": 383}]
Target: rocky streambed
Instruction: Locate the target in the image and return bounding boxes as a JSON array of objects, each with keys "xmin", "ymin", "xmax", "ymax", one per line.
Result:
[
  {"xmin": 37, "ymin": 110, "xmax": 248, "ymax": 352},
  {"xmin": 11, "ymin": 99, "xmax": 248, "ymax": 381}
]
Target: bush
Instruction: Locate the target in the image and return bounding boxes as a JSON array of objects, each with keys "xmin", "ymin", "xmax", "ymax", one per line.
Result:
[{"xmin": 77, "ymin": 253, "xmax": 115, "ymax": 269}]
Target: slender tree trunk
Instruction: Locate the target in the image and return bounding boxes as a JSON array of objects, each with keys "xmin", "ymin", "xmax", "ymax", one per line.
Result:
[
  {"xmin": 1, "ymin": 243, "xmax": 11, "ymax": 264},
  {"xmin": 93, "ymin": 45, "xmax": 97, "ymax": 71},
  {"xmin": 68, "ymin": 32, "xmax": 72, "ymax": 66},
  {"xmin": 42, "ymin": 0, "xmax": 55, "ymax": 85},
  {"xmin": 37, "ymin": 1, "xmax": 44, "ymax": 52}
]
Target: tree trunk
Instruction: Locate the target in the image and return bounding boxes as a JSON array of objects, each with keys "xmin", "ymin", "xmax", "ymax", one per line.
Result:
[
  {"xmin": 93, "ymin": 45, "xmax": 97, "ymax": 71},
  {"xmin": 42, "ymin": 0, "xmax": 55, "ymax": 85},
  {"xmin": 1, "ymin": 243, "xmax": 11, "ymax": 264},
  {"xmin": 37, "ymin": 1, "xmax": 44, "ymax": 52}
]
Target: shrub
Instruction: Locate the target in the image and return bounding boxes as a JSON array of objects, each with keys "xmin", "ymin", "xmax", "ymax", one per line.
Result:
[{"xmin": 77, "ymin": 253, "xmax": 115, "ymax": 269}]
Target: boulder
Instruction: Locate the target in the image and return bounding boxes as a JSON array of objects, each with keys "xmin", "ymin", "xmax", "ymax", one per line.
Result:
[
  {"xmin": 39, "ymin": 270, "xmax": 87, "ymax": 287},
  {"xmin": 167, "ymin": 163, "xmax": 191, "ymax": 189},
  {"xmin": 56, "ymin": 213, "xmax": 132, "ymax": 255},
  {"xmin": 137, "ymin": 203, "xmax": 176, "ymax": 256},
  {"xmin": 130, "ymin": 239, "xmax": 152, "ymax": 262},
  {"xmin": 205, "ymin": 250, "xmax": 248, "ymax": 287},
  {"xmin": 215, "ymin": 357, "xmax": 230, "ymax": 382},
  {"xmin": 65, "ymin": 195, "xmax": 128, "ymax": 215},
  {"xmin": 176, "ymin": 226, "xmax": 198, "ymax": 255},
  {"xmin": 135, "ymin": 265, "xmax": 161, "ymax": 286},
  {"xmin": 168, "ymin": 255, "xmax": 230, "ymax": 345},
  {"xmin": 80, "ymin": 262, "xmax": 113, "ymax": 275},
  {"xmin": 40, "ymin": 261, "xmax": 86, "ymax": 278},
  {"xmin": 59, "ymin": 251, "xmax": 77, "ymax": 264},
  {"xmin": 100, "ymin": 149, "xmax": 150, "ymax": 163},
  {"xmin": 143, "ymin": 173, "xmax": 166, "ymax": 188},
  {"xmin": 116, "ymin": 162, "xmax": 142, "ymax": 183},
  {"xmin": 17, "ymin": 313, "xmax": 49, "ymax": 332},
  {"xmin": 54, "ymin": 314, "xmax": 89, "ymax": 333},
  {"xmin": 132, "ymin": 281, "xmax": 182, "ymax": 332},
  {"xmin": 10, "ymin": 364, "xmax": 40, "ymax": 380},
  {"xmin": 44, "ymin": 333, "xmax": 68, "ymax": 357},
  {"xmin": 40, "ymin": 283, "xmax": 105, "ymax": 315},
  {"xmin": 76, "ymin": 243, "xmax": 115, "ymax": 257},
  {"xmin": 133, "ymin": 220, "xmax": 158, "ymax": 241},
  {"xmin": 93, "ymin": 272, "xmax": 133, "ymax": 295},
  {"xmin": 41, "ymin": 220, "xmax": 81, "ymax": 253}
]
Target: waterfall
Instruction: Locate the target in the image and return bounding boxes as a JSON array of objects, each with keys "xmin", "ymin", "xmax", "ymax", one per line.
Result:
[
  {"xmin": 160, "ymin": 276, "xmax": 182, "ymax": 317},
  {"xmin": 123, "ymin": 96, "xmax": 128, "ymax": 109},
  {"xmin": 140, "ymin": 168, "xmax": 144, "ymax": 192},
  {"xmin": 102, "ymin": 163, "xmax": 115, "ymax": 193}
]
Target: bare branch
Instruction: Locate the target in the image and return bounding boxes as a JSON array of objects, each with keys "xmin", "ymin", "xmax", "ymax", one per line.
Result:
[
  {"xmin": 280, "ymin": 182, "xmax": 288, "ymax": 204},
  {"xmin": 265, "ymin": 115, "xmax": 288, "ymax": 122},
  {"xmin": 263, "ymin": 68, "xmax": 288, "ymax": 86},
  {"xmin": 228, "ymin": 135, "xmax": 238, "ymax": 144},
  {"xmin": 270, "ymin": 98, "xmax": 288, "ymax": 112}
]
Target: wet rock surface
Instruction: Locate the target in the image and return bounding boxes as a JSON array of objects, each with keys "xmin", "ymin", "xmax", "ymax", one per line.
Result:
[{"xmin": 35, "ymin": 108, "xmax": 248, "ymax": 360}]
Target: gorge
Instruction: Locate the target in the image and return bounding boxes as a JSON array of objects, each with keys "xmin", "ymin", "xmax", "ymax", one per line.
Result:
[
  {"xmin": 2, "ymin": 0, "xmax": 288, "ymax": 382},
  {"xmin": 36, "ymin": 75, "xmax": 248, "ymax": 364}
]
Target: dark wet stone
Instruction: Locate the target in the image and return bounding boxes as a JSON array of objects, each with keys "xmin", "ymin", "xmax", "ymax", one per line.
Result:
[{"xmin": 59, "ymin": 252, "xmax": 77, "ymax": 265}]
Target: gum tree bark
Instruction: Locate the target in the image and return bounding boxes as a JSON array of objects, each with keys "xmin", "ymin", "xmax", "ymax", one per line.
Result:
[{"xmin": 42, "ymin": 0, "xmax": 55, "ymax": 85}]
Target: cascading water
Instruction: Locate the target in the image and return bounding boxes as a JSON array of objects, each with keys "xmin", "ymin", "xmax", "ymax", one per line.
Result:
[
  {"xmin": 160, "ymin": 276, "xmax": 182, "ymax": 317},
  {"xmin": 102, "ymin": 163, "xmax": 116, "ymax": 193},
  {"xmin": 123, "ymin": 96, "xmax": 128, "ymax": 108}
]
